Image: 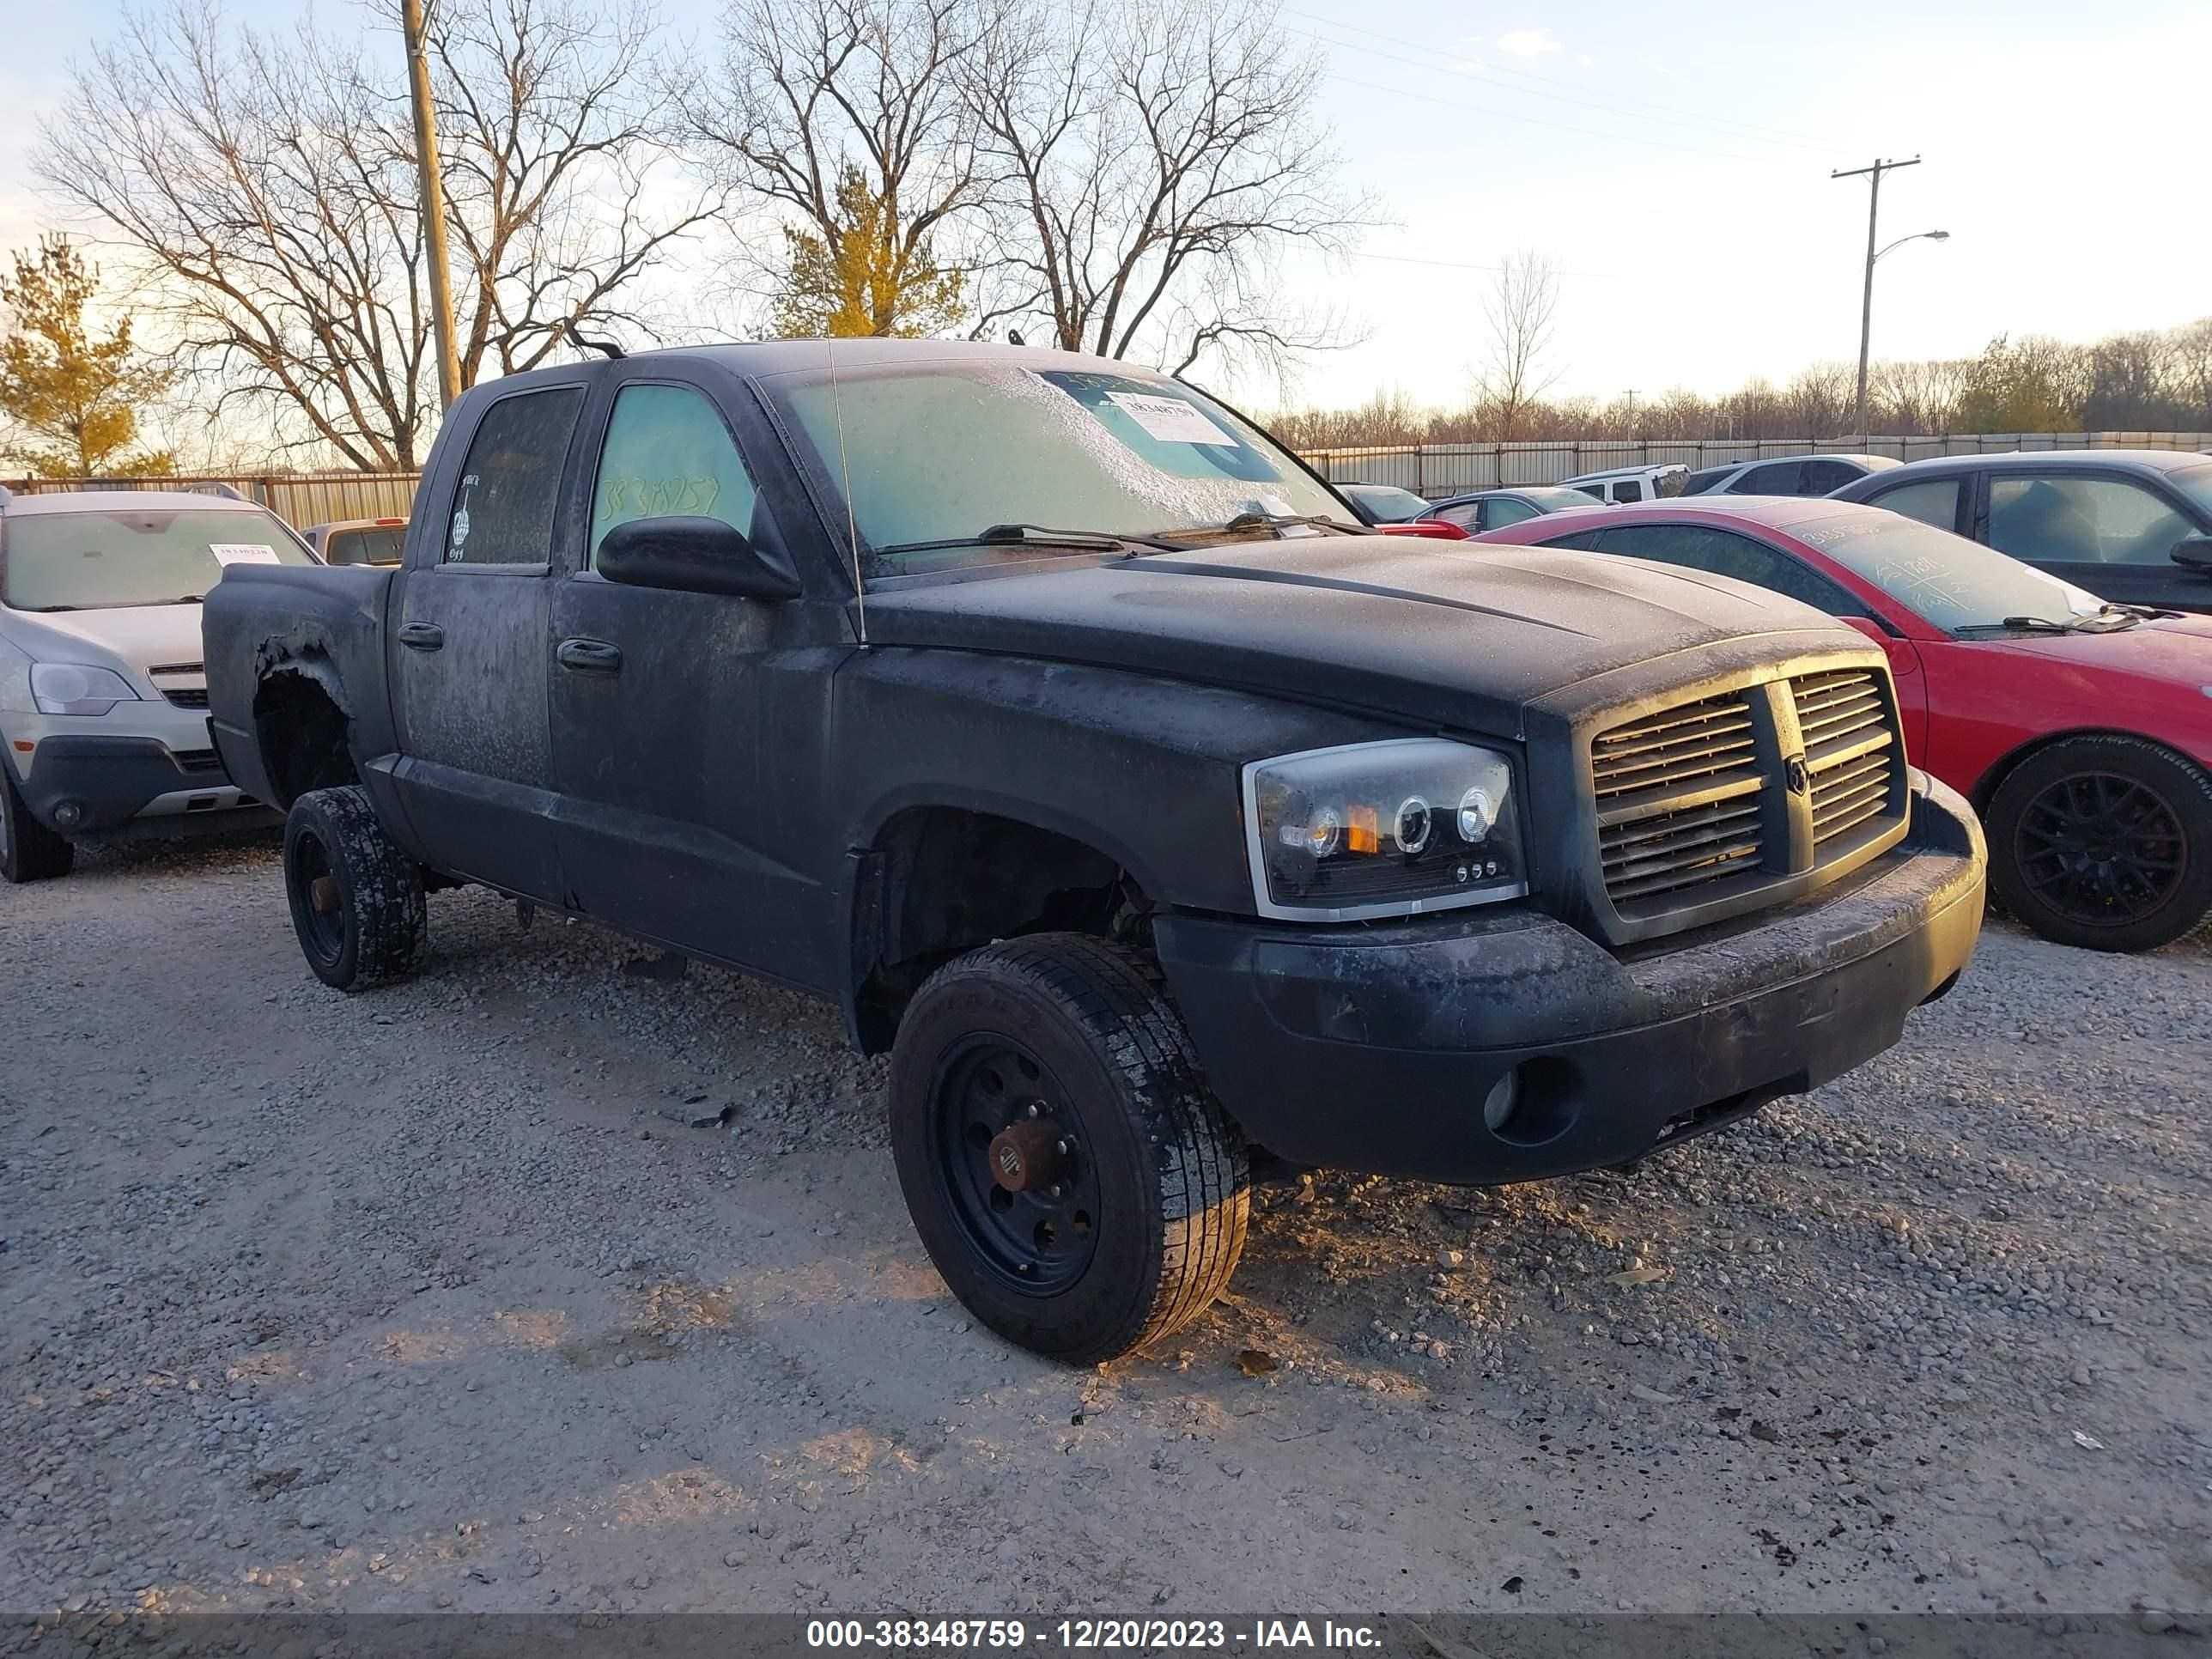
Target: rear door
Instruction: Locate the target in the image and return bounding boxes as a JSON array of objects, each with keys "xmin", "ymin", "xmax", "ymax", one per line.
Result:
[
  {"xmin": 1973, "ymin": 467, "xmax": 2205, "ymax": 611},
  {"xmin": 387, "ymin": 376, "xmax": 592, "ymax": 899},
  {"xmin": 546, "ymin": 368, "xmax": 839, "ymax": 986}
]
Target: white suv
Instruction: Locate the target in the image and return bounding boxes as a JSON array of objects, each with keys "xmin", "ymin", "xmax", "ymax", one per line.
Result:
[
  {"xmin": 0, "ymin": 488, "xmax": 318, "ymax": 881},
  {"xmin": 1557, "ymin": 463, "xmax": 1690, "ymax": 504}
]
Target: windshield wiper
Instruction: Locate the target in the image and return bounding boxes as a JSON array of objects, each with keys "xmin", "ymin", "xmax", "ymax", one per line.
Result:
[
  {"xmin": 1956, "ymin": 613, "xmax": 2120, "ymax": 636},
  {"xmin": 876, "ymin": 522, "xmax": 1184, "ymax": 557},
  {"xmin": 1210, "ymin": 511, "xmax": 1369, "ymax": 537}
]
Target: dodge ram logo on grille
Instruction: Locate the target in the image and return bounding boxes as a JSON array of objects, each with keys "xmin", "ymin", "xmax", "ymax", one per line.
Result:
[{"xmin": 1784, "ymin": 756, "xmax": 1812, "ymax": 796}]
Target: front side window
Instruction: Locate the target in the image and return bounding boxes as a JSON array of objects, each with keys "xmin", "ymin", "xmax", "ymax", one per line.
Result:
[
  {"xmin": 1988, "ymin": 475, "xmax": 2191, "ymax": 565},
  {"xmin": 1613, "ymin": 480, "xmax": 1644, "ymax": 502},
  {"xmin": 2, "ymin": 507, "xmax": 314, "ymax": 612},
  {"xmin": 443, "ymin": 386, "xmax": 584, "ymax": 565},
  {"xmin": 589, "ymin": 384, "xmax": 761, "ymax": 568},
  {"xmin": 1595, "ymin": 524, "xmax": 1859, "ymax": 615},
  {"xmin": 1867, "ymin": 477, "xmax": 1961, "ymax": 532},
  {"xmin": 764, "ymin": 362, "xmax": 1344, "ymax": 577},
  {"xmin": 1680, "ymin": 465, "xmax": 1736, "ymax": 495}
]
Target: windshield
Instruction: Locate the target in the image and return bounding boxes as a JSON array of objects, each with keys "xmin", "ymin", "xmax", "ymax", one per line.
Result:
[
  {"xmin": 2168, "ymin": 462, "xmax": 2212, "ymax": 520},
  {"xmin": 1343, "ymin": 484, "xmax": 1430, "ymax": 521},
  {"xmin": 765, "ymin": 362, "xmax": 1346, "ymax": 576},
  {"xmin": 1790, "ymin": 510, "xmax": 2106, "ymax": 631},
  {"xmin": 3, "ymin": 507, "xmax": 316, "ymax": 611},
  {"xmin": 1522, "ymin": 486, "xmax": 1608, "ymax": 511},
  {"xmin": 325, "ymin": 526, "xmax": 406, "ymax": 567}
]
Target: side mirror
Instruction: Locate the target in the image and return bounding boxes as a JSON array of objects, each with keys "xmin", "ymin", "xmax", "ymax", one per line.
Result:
[
  {"xmin": 2172, "ymin": 534, "xmax": 2212, "ymax": 574},
  {"xmin": 595, "ymin": 515, "xmax": 801, "ymax": 600}
]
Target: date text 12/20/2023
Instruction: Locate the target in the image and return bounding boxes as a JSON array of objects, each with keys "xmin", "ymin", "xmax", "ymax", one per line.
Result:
[{"xmin": 805, "ymin": 1620, "xmax": 1383, "ymax": 1650}]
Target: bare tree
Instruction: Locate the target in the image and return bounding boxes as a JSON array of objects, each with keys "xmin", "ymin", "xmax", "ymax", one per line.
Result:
[
  {"xmin": 1873, "ymin": 357, "xmax": 1968, "ymax": 434},
  {"xmin": 682, "ymin": 0, "xmax": 994, "ymax": 335},
  {"xmin": 1784, "ymin": 362, "xmax": 1856, "ymax": 438},
  {"xmin": 1473, "ymin": 251, "xmax": 1560, "ymax": 441},
  {"xmin": 965, "ymin": 0, "xmax": 1372, "ymax": 390},
  {"xmin": 38, "ymin": 0, "xmax": 714, "ymax": 468}
]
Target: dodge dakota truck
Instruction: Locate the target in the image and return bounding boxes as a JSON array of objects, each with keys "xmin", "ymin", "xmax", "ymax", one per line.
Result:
[{"xmin": 204, "ymin": 340, "xmax": 1986, "ymax": 1363}]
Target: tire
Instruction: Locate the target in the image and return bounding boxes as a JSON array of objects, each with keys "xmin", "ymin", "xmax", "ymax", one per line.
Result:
[
  {"xmin": 0, "ymin": 763, "xmax": 75, "ymax": 884},
  {"xmin": 282, "ymin": 785, "xmax": 427, "ymax": 990},
  {"xmin": 888, "ymin": 933, "xmax": 1249, "ymax": 1364},
  {"xmin": 1985, "ymin": 736, "xmax": 2212, "ymax": 953}
]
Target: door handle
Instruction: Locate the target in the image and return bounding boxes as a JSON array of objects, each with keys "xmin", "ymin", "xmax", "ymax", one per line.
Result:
[
  {"xmin": 397, "ymin": 620, "xmax": 445, "ymax": 652},
  {"xmin": 557, "ymin": 637, "xmax": 623, "ymax": 676}
]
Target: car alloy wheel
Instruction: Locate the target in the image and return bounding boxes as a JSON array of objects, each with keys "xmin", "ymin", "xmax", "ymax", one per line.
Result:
[{"xmin": 2014, "ymin": 770, "xmax": 2185, "ymax": 929}]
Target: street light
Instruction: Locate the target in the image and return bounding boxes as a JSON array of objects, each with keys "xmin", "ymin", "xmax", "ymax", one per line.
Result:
[{"xmin": 1852, "ymin": 227, "xmax": 1949, "ymax": 442}]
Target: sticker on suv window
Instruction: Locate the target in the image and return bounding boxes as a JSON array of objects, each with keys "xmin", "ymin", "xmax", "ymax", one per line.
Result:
[
  {"xmin": 210, "ymin": 544, "xmax": 281, "ymax": 565},
  {"xmin": 1104, "ymin": 392, "xmax": 1237, "ymax": 446}
]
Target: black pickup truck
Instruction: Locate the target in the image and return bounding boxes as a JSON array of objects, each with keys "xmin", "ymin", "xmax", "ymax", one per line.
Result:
[{"xmin": 204, "ymin": 340, "xmax": 1986, "ymax": 1363}]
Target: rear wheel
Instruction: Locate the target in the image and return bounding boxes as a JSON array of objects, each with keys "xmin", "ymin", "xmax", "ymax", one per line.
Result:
[
  {"xmin": 283, "ymin": 786, "xmax": 427, "ymax": 989},
  {"xmin": 889, "ymin": 933, "xmax": 1249, "ymax": 1364},
  {"xmin": 1986, "ymin": 736, "xmax": 2212, "ymax": 953},
  {"xmin": 0, "ymin": 764, "xmax": 75, "ymax": 884}
]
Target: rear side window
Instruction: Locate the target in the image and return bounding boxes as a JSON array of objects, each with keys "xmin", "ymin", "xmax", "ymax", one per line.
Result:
[
  {"xmin": 443, "ymin": 387, "xmax": 584, "ymax": 565},
  {"xmin": 589, "ymin": 383, "xmax": 761, "ymax": 567},
  {"xmin": 1732, "ymin": 460, "xmax": 1805, "ymax": 495},
  {"xmin": 1680, "ymin": 465, "xmax": 1736, "ymax": 495},
  {"xmin": 1613, "ymin": 480, "xmax": 1643, "ymax": 502},
  {"xmin": 1867, "ymin": 477, "xmax": 1962, "ymax": 533},
  {"xmin": 1595, "ymin": 523, "xmax": 1861, "ymax": 615},
  {"xmin": 1486, "ymin": 496, "xmax": 1540, "ymax": 530},
  {"xmin": 1802, "ymin": 458, "xmax": 1860, "ymax": 494},
  {"xmin": 1430, "ymin": 501, "xmax": 1480, "ymax": 529}
]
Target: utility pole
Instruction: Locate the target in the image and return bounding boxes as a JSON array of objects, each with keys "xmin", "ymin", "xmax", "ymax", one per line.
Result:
[
  {"xmin": 1833, "ymin": 155, "xmax": 1919, "ymax": 446},
  {"xmin": 404, "ymin": 0, "xmax": 462, "ymax": 410}
]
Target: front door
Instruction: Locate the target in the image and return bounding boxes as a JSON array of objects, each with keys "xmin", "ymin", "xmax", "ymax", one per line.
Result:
[
  {"xmin": 388, "ymin": 380, "xmax": 588, "ymax": 900},
  {"xmin": 1978, "ymin": 470, "xmax": 2204, "ymax": 611},
  {"xmin": 547, "ymin": 375, "xmax": 833, "ymax": 984}
]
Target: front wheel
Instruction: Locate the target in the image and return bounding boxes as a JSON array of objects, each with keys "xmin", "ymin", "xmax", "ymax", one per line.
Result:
[
  {"xmin": 889, "ymin": 934, "xmax": 1249, "ymax": 1364},
  {"xmin": 283, "ymin": 786, "xmax": 427, "ymax": 989},
  {"xmin": 1986, "ymin": 736, "xmax": 2212, "ymax": 953},
  {"xmin": 0, "ymin": 763, "xmax": 74, "ymax": 884}
]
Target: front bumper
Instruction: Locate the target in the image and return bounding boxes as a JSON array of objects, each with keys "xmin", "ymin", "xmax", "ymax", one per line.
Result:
[
  {"xmin": 3, "ymin": 732, "xmax": 270, "ymax": 837},
  {"xmin": 1153, "ymin": 771, "xmax": 1985, "ymax": 1184}
]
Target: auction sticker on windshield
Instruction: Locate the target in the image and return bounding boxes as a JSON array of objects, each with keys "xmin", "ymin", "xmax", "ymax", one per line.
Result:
[
  {"xmin": 1103, "ymin": 392, "xmax": 1237, "ymax": 446},
  {"xmin": 210, "ymin": 544, "xmax": 283, "ymax": 566}
]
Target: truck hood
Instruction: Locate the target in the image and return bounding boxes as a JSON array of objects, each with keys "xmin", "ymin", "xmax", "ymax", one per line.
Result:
[
  {"xmin": 3, "ymin": 602, "xmax": 206, "ymax": 672},
  {"xmin": 859, "ymin": 538, "xmax": 1856, "ymax": 735}
]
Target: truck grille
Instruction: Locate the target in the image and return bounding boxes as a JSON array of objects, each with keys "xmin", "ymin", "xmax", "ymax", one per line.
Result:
[
  {"xmin": 1792, "ymin": 669, "xmax": 1899, "ymax": 849},
  {"xmin": 1589, "ymin": 666, "xmax": 1906, "ymax": 921},
  {"xmin": 1592, "ymin": 693, "xmax": 1766, "ymax": 904},
  {"xmin": 149, "ymin": 662, "xmax": 209, "ymax": 709}
]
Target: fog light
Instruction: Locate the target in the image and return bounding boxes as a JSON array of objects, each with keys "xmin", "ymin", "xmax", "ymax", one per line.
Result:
[
  {"xmin": 52, "ymin": 800, "xmax": 85, "ymax": 829},
  {"xmin": 1481, "ymin": 1069, "xmax": 1520, "ymax": 1133}
]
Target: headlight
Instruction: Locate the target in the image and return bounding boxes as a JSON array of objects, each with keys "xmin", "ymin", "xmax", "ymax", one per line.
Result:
[
  {"xmin": 1243, "ymin": 738, "xmax": 1528, "ymax": 921},
  {"xmin": 30, "ymin": 663, "xmax": 141, "ymax": 716}
]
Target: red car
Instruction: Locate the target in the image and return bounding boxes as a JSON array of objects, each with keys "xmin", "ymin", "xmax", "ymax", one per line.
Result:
[{"xmin": 1479, "ymin": 497, "xmax": 2212, "ymax": 952}]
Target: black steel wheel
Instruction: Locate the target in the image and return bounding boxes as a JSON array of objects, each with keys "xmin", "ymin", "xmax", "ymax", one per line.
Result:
[
  {"xmin": 932, "ymin": 1036, "xmax": 1104, "ymax": 1297},
  {"xmin": 282, "ymin": 785, "xmax": 428, "ymax": 990},
  {"xmin": 0, "ymin": 762, "xmax": 75, "ymax": 884},
  {"xmin": 1988, "ymin": 736, "xmax": 2212, "ymax": 953},
  {"xmin": 889, "ymin": 933, "xmax": 1249, "ymax": 1364}
]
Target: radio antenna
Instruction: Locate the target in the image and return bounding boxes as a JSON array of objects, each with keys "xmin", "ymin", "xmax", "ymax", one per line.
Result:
[{"xmin": 827, "ymin": 335, "xmax": 866, "ymax": 646}]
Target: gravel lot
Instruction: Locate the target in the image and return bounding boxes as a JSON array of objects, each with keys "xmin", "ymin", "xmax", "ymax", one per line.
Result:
[{"xmin": 3, "ymin": 834, "xmax": 2209, "ymax": 1626}]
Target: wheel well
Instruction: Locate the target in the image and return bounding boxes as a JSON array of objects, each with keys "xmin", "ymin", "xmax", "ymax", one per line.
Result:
[
  {"xmin": 253, "ymin": 669, "xmax": 357, "ymax": 811},
  {"xmin": 850, "ymin": 806, "xmax": 1139, "ymax": 1054},
  {"xmin": 1971, "ymin": 727, "xmax": 2209, "ymax": 814}
]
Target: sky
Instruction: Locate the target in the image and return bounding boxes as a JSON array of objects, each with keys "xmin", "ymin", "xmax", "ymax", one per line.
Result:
[{"xmin": 3, "ymin": 0, "xmax": 2208, "ymax": 420}]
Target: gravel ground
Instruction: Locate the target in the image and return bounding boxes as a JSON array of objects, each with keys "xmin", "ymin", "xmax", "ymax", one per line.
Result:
[{"xmin": 3, "ymin": 833, "xmax": 2209, "ymax": 1626}]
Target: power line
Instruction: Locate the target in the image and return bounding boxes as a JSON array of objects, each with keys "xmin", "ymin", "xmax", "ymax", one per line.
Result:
[
  {"xmin": 1283, "ymin": 6, "xmax": 1831, "ymax": 155},
  {"xmin": 1346, "ymin": 249, "xmax": 1621, "ymax": 278}
]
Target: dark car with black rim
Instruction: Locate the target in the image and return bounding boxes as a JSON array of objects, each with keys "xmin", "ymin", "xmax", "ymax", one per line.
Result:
[{"xmin": 202, "ymin": 340, "xmax": 1985, "ymax": 1364}]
